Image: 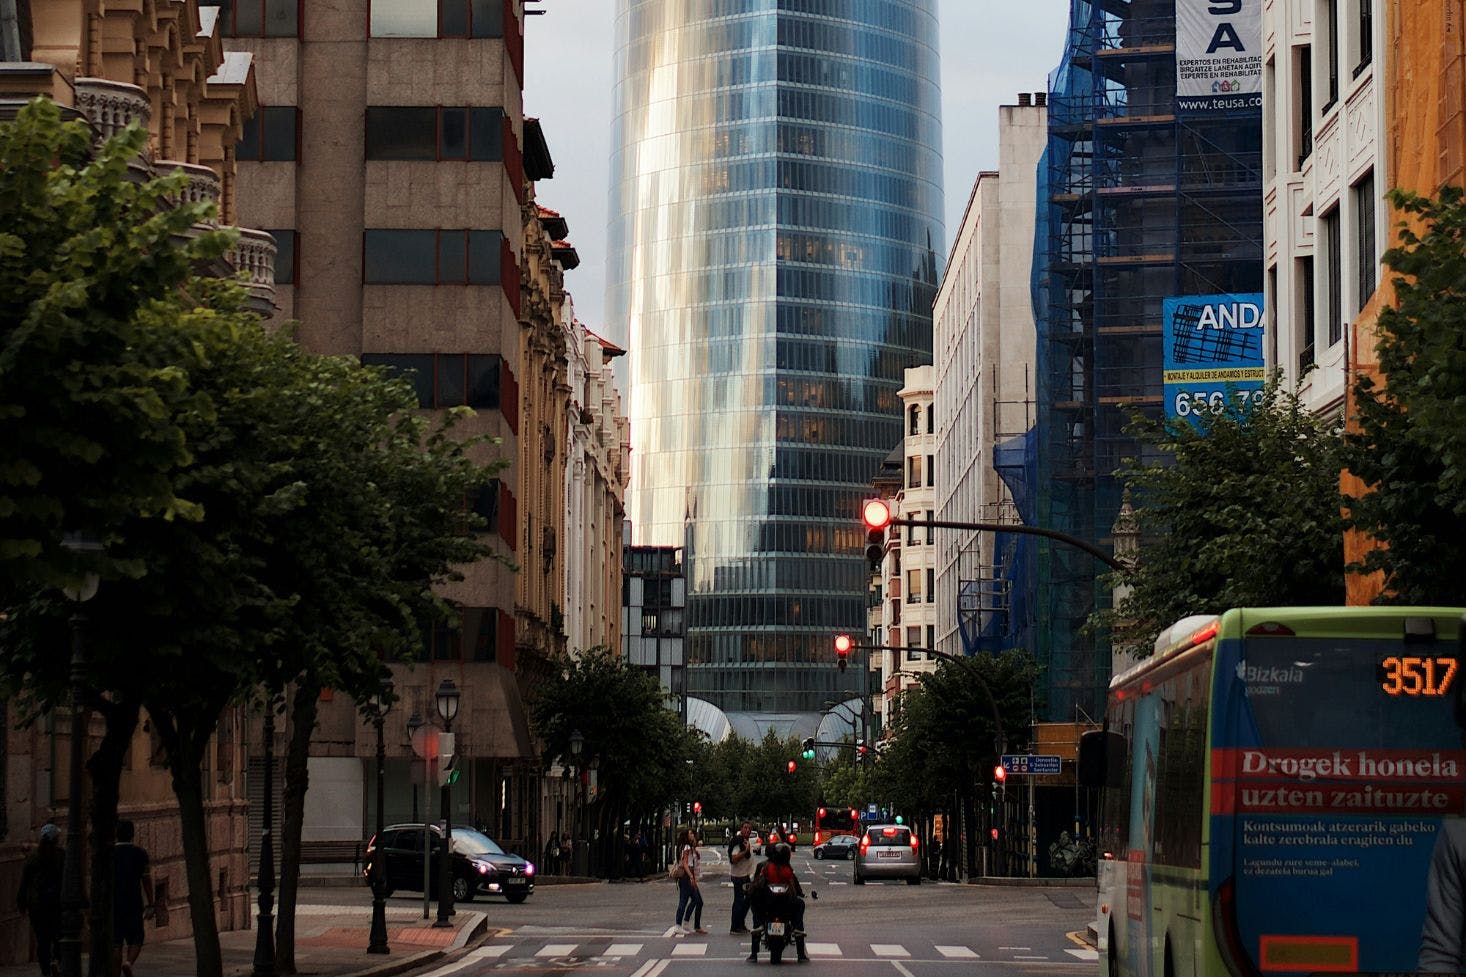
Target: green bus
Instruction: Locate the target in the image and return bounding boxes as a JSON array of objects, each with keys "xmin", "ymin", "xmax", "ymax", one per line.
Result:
[{"xmin": 1081, "ymin": 607, "xmax": 1466, "ymax": 977}]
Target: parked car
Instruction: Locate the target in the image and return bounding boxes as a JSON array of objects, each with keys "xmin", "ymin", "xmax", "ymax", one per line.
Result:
[
  {"xmin": 364, "ymin": 823, "xmax": 535, "ymax": 903},
  {"xmin": 749, "ymin": 830, "xmax": 763, "ymax": 855},
  {"xmin": 853, "ymin": 824, "xmax": 921, "ymax": 885},
  {"xmin": 812, "ymin": 834, "xmax": 859, "ymax": 860}
]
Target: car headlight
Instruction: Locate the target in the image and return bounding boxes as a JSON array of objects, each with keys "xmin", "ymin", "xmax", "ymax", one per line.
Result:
[
  {"xmin": 477, "ymin": 862, "xmax": 490, "ymax": 874},
  {"xmin": 525, "ymin": 862, "xmax": 535, "ymax": 876}
]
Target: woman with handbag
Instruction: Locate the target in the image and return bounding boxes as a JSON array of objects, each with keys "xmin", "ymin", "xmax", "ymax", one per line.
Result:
[{"xmin": 672, "ymin": 829, "xmax": 706, "ymax": 934}]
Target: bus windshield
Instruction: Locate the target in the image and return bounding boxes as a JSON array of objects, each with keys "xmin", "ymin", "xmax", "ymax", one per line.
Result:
[{"xmin": 1218, "ymin": 634, "xmax": 1466, "ymax": 973}]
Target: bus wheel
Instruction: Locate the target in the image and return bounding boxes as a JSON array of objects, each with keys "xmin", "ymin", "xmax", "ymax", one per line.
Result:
[
  {"xmin": 1106, "ymin": 921, "xmax": 1118, "ymax": 977},
  {"xmin": 1164, "ymin": 938, "xmax": 1176, "ymax": 977}
]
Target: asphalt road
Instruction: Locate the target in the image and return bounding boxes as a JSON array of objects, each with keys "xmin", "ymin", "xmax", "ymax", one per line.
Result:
[{"xmin": 308, "ymin": 847, "xmax": 1098, "ymax": 977}]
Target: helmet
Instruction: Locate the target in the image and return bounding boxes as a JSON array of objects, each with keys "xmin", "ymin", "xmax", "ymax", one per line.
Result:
[
  {"xmin": 39, "ymin": 824, "xmax": 59, "ymax": 844},
  {"xmin": 769, "ymin": 842, "xmax": 792, "ymax": 866}
]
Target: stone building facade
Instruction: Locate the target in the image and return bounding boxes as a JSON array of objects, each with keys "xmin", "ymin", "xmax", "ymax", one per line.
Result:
[{"xmin": 0, "ymin": 0, "xmax": 266, "ymax": 964}]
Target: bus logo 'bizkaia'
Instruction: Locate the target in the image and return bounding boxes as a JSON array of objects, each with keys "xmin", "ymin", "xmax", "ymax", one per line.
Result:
[{"xmin": 1239, "ymin": 663, "xmax": 1305, "ymax": 684}]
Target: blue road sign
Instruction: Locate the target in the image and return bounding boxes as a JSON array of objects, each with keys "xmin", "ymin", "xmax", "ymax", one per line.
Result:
[{"xmin": 1000, "ymin": 754, "xmax": 1063, "ymax": 776}]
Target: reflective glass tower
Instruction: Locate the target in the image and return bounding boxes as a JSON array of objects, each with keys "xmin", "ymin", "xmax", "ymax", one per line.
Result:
[{"xmin": 609, "ymin": 0, "xmax": 943, "ymax": 722}]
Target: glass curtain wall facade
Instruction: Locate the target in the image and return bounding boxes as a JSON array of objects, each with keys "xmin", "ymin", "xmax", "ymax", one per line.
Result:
[{"xmin": 609, "ymin": 0, "xmax": 944, "ymax": 716}]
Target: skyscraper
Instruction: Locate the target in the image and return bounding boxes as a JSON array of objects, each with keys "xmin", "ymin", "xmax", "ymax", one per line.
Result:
[{"xmin": 608, "ymin": 0, "xmax": 944, "ymax": 729}]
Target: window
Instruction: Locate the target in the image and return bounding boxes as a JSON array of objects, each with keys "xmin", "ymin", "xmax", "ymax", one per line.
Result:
[
  {"xmin": 907, "ymin": 520, "xmax": 917, "ymax": 545},
  {"xmin": 926, "ymin": 624, "xmax": 935, "ymax": 650},
  {"xmin": 1298, "ymin": 256, "xmax": 1316, "ymax": 372},
  {"xmin": 1355, "ymin": 171, "xmax": 1377, "ymax": 310},
  {"xmin": 1297, "ymin": 46, "xmax": 1313, "ymax": 167},
  {"xmin": 925, "ymin": 510, "xmax": 934, "ymax": 544},
  {"xmin": 925, "ymin": 568, "xmax": 934, "ymax": 603},
  {"xmin": 907, "ymin": 455, "xmax": 921, "ymax": 489},
  {"xmin": 1354, "ymin": 0, "xmax": 1373, "ymax": 76},
  {"xmin": 267, "ymin": 230, "xmax": 297, "ymax": 285},
  {"xmin": 908, "ymin": 405, "xmax": 919, "ymax": 435},
  {"xmin": 906, "ymin": 569, "xmax": 921, "ymax": 605},
  {"xmin": 926, "ymin": 456, "xmax": 933, "ymax": 488},
  {"xmin": 362, "ymin": 229, "xmax": 504, "ymax": 284},
  {"xmin": 1324, "ymin": 0, "xmax": 1339, "ymax": 110},
  {"xmin": 1323, "ymin": 209, "xmax": 1342, "ymax": 346},
  {"xmin": 906, "ymin": 626, "xmax": 921, "ymax": 658},
  {"xmin": 361, "ymin": 353, "xmax": 502, "ymax": 409},
  {"xmin": 365, "ymin": 106, "xmax": 504, "ymax": 161},
  {"xmin": 926, "ymin": 406, "xmax": 934, "ymax": 434},
  {"xmin": 236, "ymin": 106, "xmax": 298, "ymax": 162},
  {"xmin": 218, "ymin": 0, "xmax": 298, "ymax": 36},
  {"xmin": 370, "ymin": 0, "xmax": 505, "ymax": 38}
]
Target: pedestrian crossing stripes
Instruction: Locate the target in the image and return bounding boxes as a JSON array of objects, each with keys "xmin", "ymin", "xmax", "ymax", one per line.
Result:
[{"xmin": 415, "ymin": 938, "xmax": 1087, "ymax": 973}]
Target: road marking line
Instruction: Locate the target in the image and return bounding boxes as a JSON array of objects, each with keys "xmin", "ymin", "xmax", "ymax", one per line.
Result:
[
  {"xmin": 805, "ymin": 943, "xmax": 842, "ymax": 956},
  {"xmin": 892, "ymin": 962, "xmax": 918, "ymax": 977},
  {"xmin": 671, "ymin": 943, "xmax": 708, "ymax": 956},
  {"xmin": 476, "ymin": 946, "xmax": 512, "ymax": 958},
  {"xmin": 1065, "ymin": 931, "xmax": 1094, "ymax": 948},
  {"xmin": 936, "ymin": 946, "xmax": 980, "ymax": 958},
  {"xmin": 647, "ymin": 959, "xmax": 672, "ymax": 977},
  {"xmin": 605, "ymin": 944, "xmax": 644, "ymax": 957},
  {"xmin": 536, "ymin": 943, "xmax": 578, "ymax": 957},
  {"xmin": 872, "ymin": 944, "xmax": 910, "ymax": 957},
  {"xmin": 1001, "ymin": 946, "xmax": 1033, "ymax": 951},
  {"xmin": 629, "ymin": 962, "xmax": 657, "ymax": 977},
  {"xmin": 829, "ymin": 880, "xmax": 849, "ymax": 885},
  {"xmin": 1016, "ymin": 955, "xmax": 1051, "ymax": 960},
  {"xmin": 661, "ymin": 926, "xmax": 682, "ymax": 938},
  {"xmin": 1067, "ymin": 948, "xmax": 1101, "ymax": 961}
]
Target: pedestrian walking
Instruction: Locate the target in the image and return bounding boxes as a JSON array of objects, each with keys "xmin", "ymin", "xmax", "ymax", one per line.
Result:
[
  {"xmin": 559, "ymin": 833, "xmax": 572, "ymax": 875},
  {"xmin": 672, "ymin": 829, "xmax": 705, "ymax": 935},
  {"xmin": 112, "ymin": 819, "xmax": 155, "ymax": 977},
  {"xmin": 15, "ymin": 823, "xmax": 63, "ymax": 977},
  {"xmin": 728, "ymin": 821, "xmax": 754, "ymax": 933}
]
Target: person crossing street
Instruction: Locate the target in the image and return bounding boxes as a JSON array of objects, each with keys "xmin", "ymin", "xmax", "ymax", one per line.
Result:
[{"xmin": 728, "ymin": 821, "xmax": 754, "ymax": 934}]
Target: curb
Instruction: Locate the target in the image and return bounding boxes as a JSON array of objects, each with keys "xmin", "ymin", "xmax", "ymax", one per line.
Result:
[
  {"xmin": 319, "ymin": 911, "xmax": 485, "ymax": 977},
  {"xmin": 966, "ymin": 876, "xmax": 1096, "ymax": 887}
]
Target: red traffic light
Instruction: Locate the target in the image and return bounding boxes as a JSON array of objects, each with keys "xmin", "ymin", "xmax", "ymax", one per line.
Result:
[
  {"xmin": 991, "ymin": 827, "xmax": 1000, "ymax": 840},
  {"xmin": 693, "ymin": 801, "xmax": 702, "ymax": 814},
  {"xmin": 834, "ymin": 633, "xmax": 854, "ymax": 655},
  {"xmin": 787, "ymin": 760, "xmax": 797, "ymax": 774},
  {"xmin": 994, "ymin": 763, "xmax": 1008, "ymax": 783},
  {"xmin": 861, "ymin": 498, "xmax": 892, "ymax": 531}
]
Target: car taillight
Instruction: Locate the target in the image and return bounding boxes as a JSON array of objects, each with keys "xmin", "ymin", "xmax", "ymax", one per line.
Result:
[
  {"xmin": 910, "ymin": 835, "xmax": 919, "ymax": 849},
  {"xmin": 860, "ymin": 837, "xmax": 870, "ymax": 851},
  {"xmin": 814, "ymin": 831, "xmax": 823, "ymax": 845}
]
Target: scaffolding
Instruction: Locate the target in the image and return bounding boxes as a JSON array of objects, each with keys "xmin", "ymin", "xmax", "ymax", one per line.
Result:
[{"xmin": 1030, "ymin": 0, "xmax": 1263, "ymax": 719}]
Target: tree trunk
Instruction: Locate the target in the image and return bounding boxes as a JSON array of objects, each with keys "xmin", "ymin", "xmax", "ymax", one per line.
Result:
[
  {"xmin": 86, "ymin": 699, "xmax": 139, "ymax": 977},
  {"xmin": 274, "ymin": 683, "xmax": 318, "ymax": 975},
  {"xmin": 159, "ymin": 718, "xmax": 224, "ymax": 977}
]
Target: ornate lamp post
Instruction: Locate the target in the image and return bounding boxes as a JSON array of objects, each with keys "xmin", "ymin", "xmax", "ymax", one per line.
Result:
[
  {"xmin": 568, "ymin": 729, "xmax": 586, "ymax": 877},
  {"xmin": 368, "ymin": 679, "xmax": 394, "ymax": 955},
  {"xmin": 58, "ymin": 533, "xmax": 100, "ymax": 977},
  {"xmin": 432, "ymin": 679, "xmax": 460, "ymax": 928},
  {"xmin": 253, "ymin": 693, "xmax": 279, "ymax": 977}
]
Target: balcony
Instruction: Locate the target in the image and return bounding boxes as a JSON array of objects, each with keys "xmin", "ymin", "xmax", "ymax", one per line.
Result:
[
  {"xmin": 226, "ymin": 228, "xmax": 278, "ymax": 315},
  {"xmin": 73, "ymin": 77, "xmax": 152, "ymax": 180}
]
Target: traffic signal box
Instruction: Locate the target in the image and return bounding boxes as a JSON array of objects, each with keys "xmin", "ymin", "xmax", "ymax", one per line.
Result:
[
  {"xmin": 801, "ymin": 738, "xmax": 816, "ymax": 760},
  {"xmin": 861, "ymin": 499, "xmax": 891, "ymax": 575},
  {"xmin": 833, "ymin": 633, "xmax": 852, "ymax": 671},
  {"xmin": 437, "ymin": 732, "xmax": 459, "ymax": 787}
]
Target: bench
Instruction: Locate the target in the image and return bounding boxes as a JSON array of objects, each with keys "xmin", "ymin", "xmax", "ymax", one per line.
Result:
[{"xmin": 299, "ymin": 840, "xmax": 362, "ymax": 874}]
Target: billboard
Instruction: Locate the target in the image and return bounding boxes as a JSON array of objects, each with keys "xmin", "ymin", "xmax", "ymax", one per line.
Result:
[
  {"xmin": 1162, "ymin": 293, "xmax": 1265, "ymax": 421},
  {"xmin": 1176, "ymin": 0, "xmax": 1262, "ymax": 112}
]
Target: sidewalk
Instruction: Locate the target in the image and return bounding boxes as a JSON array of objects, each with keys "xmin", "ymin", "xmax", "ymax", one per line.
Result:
[{"xmin": 0, "ymin": 905, "xmax": 485, "ymax": 977}]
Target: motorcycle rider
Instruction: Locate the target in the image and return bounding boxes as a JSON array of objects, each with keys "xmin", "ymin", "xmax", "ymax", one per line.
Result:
[{"xmin": 747, "ymin": 842, "xmax": 807, "ymax": 962}]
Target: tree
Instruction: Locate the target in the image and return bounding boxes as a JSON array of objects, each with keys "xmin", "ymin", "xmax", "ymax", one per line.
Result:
[
  {"xmin": 0, "ymin": 100, "xmax": 234, "ymax": 975},
  {"xmin": 1345, "ymin": 186, "xmax": 1466, "ymax": 603},
  {"xmin": 1096, "ymin": 381, "xmax": 1346, "ymax": 657}
]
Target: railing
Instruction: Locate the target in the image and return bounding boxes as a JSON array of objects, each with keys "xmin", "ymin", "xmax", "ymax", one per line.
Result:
[
  {"xmin": 157, "ymin": 161, "xmax": 223, "ymax": 221},
  {"xmin": 74, "ymin": 77, "xmax": 151, "ymax": 145},
  {"xmin": 227, "ymin": 227, "xmax": 278, "ymax": 314}
]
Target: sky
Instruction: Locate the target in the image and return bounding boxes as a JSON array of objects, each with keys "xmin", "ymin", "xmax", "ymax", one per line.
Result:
[{"xmin": 522, "ymin": 1, "xmax": 1072, "ymax": 347}]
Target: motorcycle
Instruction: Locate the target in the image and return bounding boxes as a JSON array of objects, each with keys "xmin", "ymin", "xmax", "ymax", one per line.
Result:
[{"xmin": 758, "ymin": 884, "xmax": 809, "ymax": 965}]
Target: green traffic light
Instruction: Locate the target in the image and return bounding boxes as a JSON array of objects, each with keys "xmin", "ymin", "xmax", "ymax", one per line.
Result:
[
  {"xmin": 447, "ymin": 769, "xmax": 461, "ymax": 786},
  {"xmin": 894, "ymin": 815, "xmax": 903, "ymax": 825}
]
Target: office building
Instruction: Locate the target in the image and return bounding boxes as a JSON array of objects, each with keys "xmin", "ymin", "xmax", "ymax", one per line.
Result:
[{"xmin": 608, "ymin": 0, "xmax": 944, "ymax": 733}]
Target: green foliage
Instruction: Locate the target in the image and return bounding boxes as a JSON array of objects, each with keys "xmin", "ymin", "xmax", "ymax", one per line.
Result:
[
  {"xmin": 530, "ymin": 648, "xmax": 700, "ymax": 817},
  {"xmin": 1096, "ymin": 381, "xmax": 1346, "ymax": 657},
  {"xmin": 876, "ymin": 651, "xmax": 1035, "ymax": 815},
  {"xmin": 1345, "ymin": 186, "xmax": 1466, "ymax": 604},
  {"xmin": 0, "ymin": 100, "xmax": 223, "ymax": 593}
]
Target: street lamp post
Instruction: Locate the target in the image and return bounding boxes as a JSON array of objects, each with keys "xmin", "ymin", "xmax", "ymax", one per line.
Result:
[
  {"xmin": 368, "ymin": 679, "xmax": 394, "ymax": 955},
  {"xmin": 568, "ymin": 730, "xmax": 585, "ymax": 876},
  {"xmin": 253, "ymin": 695, "xmax": 278, "ymax": 977},
  {"xmin": 57, "ymin": 533, "xmax": 100, "ymax": 977},
  {"xmin": 433, "ymin": 679, "xmax": 460, "ymax": 929},
  {"xmin": 406, "ymin": 712, "xmax": 423, "ymax": 825}
]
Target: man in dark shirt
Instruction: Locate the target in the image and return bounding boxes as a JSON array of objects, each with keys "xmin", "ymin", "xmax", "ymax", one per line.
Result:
[{"xmin": 112, "ymin": 820, "xmax": 154, "ymax": 977}]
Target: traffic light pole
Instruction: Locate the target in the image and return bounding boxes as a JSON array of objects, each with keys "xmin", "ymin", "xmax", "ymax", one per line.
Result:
[
  {"xmin": 848, "ymin": 643, "xmax": 1007, "ymax": 756},
  {"xmin": 884, "ymin": 516, "xmax": 1127, "ymax": 572}
]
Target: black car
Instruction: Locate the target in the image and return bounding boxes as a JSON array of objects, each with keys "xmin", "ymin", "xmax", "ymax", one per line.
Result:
[
  {"xmin": 364, "ymin": 823, "xmax": 535, "ymax": 903},
  {"xmin": 812, "ymin": 834, "xmax": 859, "ymax": 860}
]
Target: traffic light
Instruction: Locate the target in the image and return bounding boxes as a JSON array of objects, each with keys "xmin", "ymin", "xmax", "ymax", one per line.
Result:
[
  {"xmin": 994, "ymin": 762, "xmax": 1008, "ymax": 786},
  {"xmin": 856, "ymin": 741, "xmax": 869, "ymax": 763},
  {"xmin": 862, "ymin": 499, "xmax": 891, "ymax": 574},
  {"xmin": 801, "ymin": 738, "xmax": 816, "ymax": 760},
  {"xmin": 787, "ymin": 760, "xmax": 797, "ymax": 774},
  {"xmin": 693, "ymin": 801, "xmax": 702, "ymax": 815},
  {"xmin": 437, "ymin": 732, "xmax": 459, "ymax": 787},
  {"xmin": 991, "ymin": 827, "xmax": 1000, "ymax": 841},
  {"xmin": 834, "ymin": 633, "xmax": 852, "ymax": 672}
]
